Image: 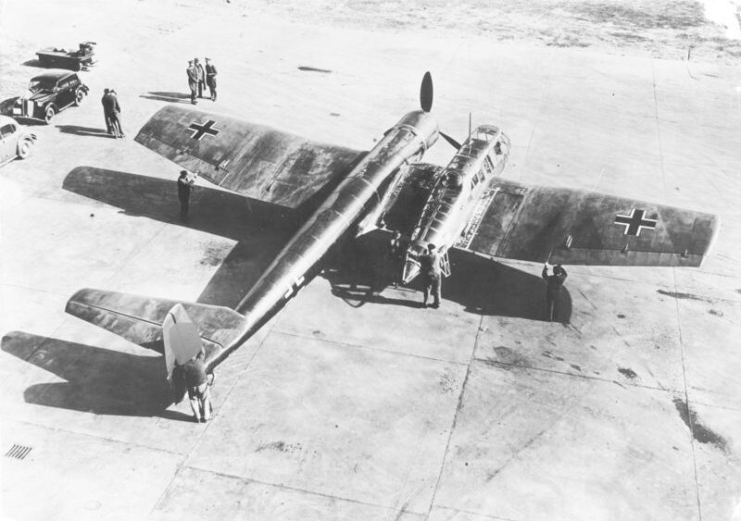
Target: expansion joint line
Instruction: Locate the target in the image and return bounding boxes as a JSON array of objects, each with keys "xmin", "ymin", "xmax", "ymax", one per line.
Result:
[
  {"xmin": 650, "ymin": 59, "xmax": 668, "ymax": 201},
  {"xmin": 672, "ymin": 267, "xmax": 703, "ymax": 520},
  {"xmin": 424, "ymin": 313, "xmax": 483, "ymax": 518}
]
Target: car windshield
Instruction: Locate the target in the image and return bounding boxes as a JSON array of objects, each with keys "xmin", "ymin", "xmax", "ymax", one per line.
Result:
[{"xmin": 28, "ymin": 78, "xmax": 57, "ymax": 92}]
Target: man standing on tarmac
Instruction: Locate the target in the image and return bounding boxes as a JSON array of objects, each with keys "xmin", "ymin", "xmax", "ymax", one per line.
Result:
[
  {"xmin": 108, "ymin": 89, "xmax": 124, "ymax": 138},
  {"xmin": 187, "ymin": 60, "xmax": 198, "ymax": 105},
  {"xmin": 194, "ymin": 58, "xmax": 206, "ymax": 99},
  {"xmin": 542, "ymin": 263, "xmax": 567, "ymax": 322},
  {"xmin": 101, "ymin": 88, "xmax": 113, "ymax": 135},
  {"xmin": 178, "ymin": 170, "xmax": 198, "ymax": 223},
  {"xmin": 419, "ymin": 243, "xmax": 442, "ymax": 309},
  {"xmin": 174, "ymin": 346, "xmax": 213, "ymax": 423},
  {"xmin": 205, "ymin": 57, "xmax": 217, "ymax": 101}
]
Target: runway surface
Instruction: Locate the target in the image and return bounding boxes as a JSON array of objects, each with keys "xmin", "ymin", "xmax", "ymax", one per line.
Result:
[{"xmin": 1, "ymin": 1, "xmax": 740, "ymax": 519}]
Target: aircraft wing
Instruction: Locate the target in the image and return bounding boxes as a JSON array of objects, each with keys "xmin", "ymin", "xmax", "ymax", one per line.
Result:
[
  {"xmin": 135, "ymin": 105, "xmax": 365, "ymax": 208},
  {"xmin": 456, "ymin": 180, "xmax": 719, "ymax": 266},
  {"xmin": 66, "ymin": 288, "xmax": 245, "ymax": 357}
]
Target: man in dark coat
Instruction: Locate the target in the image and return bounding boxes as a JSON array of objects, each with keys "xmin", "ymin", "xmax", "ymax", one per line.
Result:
[
  {"xmin": 419, "ymin": 243, "xmax": 442, "ymax": 308},
  {"xmin": 542, "ymin": 263, "xmax": 567, "ymax": 322},
  {"xmin": 178, "ymin": 170, "xmax": 198, "ymax": 222},
  {"xmin": 101, "ymin": 88, "xmax": 113, "ymax": 135},
  {"xmin": 205, "ymin": 58, "xmax": 217, "ymax": 101},
  {"xmin": 108, "ymin": 89, "xmax": 124, "ymax": 138}
]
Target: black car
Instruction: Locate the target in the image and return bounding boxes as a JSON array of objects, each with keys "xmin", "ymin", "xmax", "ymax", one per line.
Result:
[{"xmin": 12, "ymin": 70, "xmax": 89, "ymax": 124}]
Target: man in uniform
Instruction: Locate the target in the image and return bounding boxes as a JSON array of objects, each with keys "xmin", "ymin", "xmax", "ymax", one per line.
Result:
[
  {"xmin": 108, "ymin": 89, "xmax": 124, "ymax": 138},
  {"xmin": 205, "ymin": 57, "xmax": 217, "ymax": 101},
  {"xmin": 178, "ymin": 170, "xmax": 198, "ymax": 222},
  {"xmin": 101, "ymin": 88, "xmax": 113, "ymax": 135},
  {"xmin": 174, "ymin": 346, "xmax": 213, "ymax": 423},
  {"xmin": 186, "ymin": 60, "xmax": 198, "ymax": 105},
  {"xmin": 194, "ymin": 58, "xmax": 206, "ymax": 99},
  {"xmin": 542, "ymin": 263, "xmax": 567, "ymax": 322},
  {"xmin": 419, "ymin": 243, "xmax": 442, "ymax": 308}
]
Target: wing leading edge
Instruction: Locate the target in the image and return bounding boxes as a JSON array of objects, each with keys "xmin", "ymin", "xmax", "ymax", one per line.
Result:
[
  {"xmin": 457, "ymin": 180, "xmax": 718, "ymax": 267},
  {"xmin": 135, "ymin": 105, "xmax": 365, "ymax": 209}
]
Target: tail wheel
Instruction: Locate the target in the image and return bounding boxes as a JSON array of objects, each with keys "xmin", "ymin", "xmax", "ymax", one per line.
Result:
[
  {"xmin": 44, "ymin": 105, "xmax": 56, "ymax": 124},
  {"xmin": 17, "ymin": 138, "xmax": 33, "ymax": 159},
  {"xmin": 74, "ymin": 87, "xmax": 86, "ymax": 106}
]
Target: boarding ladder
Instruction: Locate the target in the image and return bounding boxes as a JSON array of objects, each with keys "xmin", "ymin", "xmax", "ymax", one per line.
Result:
[{"xmin": 440, "ymin": 250, "xmax": 451, "ymax": 278}]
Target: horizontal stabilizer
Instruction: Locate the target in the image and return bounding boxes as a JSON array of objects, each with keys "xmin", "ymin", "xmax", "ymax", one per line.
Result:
[{"xmin": 66, "ymin": 289, "xmax": 245, "ymax": 356}]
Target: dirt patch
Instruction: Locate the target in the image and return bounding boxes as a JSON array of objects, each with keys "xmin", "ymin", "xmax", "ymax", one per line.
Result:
[
  {"xmin": 673, "ymin": 398, "xmax": 729, "ymax": 453},
  {"xmin": 199, "ymin": 242, "xmax": 231, "ymax": 267},
  {"xmin": 256, "ymin": 441, "xmax": 303, "ymax": 453},
  {"xmin": 493, "ymin": 346, "xmax": 531, "ymax": 367}
]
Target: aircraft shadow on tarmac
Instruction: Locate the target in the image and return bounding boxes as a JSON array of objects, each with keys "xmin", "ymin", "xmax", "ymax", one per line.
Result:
[
  {"xmin": 322, "ymin": 234, "xmax": 571, "ymax": 322},
  {"xmin": 1, "ymin": 331, "xmax": 191, "ymax": 419},
  {"xmin": 56, "ymin": 125, "xmax": 115, "ymax": 138},
  {"xmin": 140, "ymin": 91, "xmax": 193, "ymax": 103},
  {"xmin": 62, "ymin": 166, "xmax": 570, "ymax": 321}
]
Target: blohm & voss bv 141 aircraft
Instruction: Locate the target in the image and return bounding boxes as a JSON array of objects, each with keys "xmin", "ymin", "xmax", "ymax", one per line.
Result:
[{"xmin": 66, "ymin": 73, "xmax": 718, "ymax": 382}]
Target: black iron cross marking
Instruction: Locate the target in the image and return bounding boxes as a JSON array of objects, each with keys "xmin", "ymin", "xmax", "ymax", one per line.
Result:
[
  {"xmin": 187, "ymin": 119, "xmax": 220, "ymax": 140},
  {"xmin": 614, "ymin": 209, "xmax": 658, "ymax": 237}
]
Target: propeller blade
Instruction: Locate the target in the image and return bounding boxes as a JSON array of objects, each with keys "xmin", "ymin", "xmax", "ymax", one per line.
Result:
[
  {"xmin": 420, "ymin": 72, "xmax": 433, "ymax": 112},
  {"xmin": 440, "ymin": 131, "xmax": 461, "ymax": 150}
]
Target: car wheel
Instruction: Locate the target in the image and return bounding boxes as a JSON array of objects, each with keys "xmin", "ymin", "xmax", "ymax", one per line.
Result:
[
  {"xmin": 17, "ymin": 138, "xmax": 33, "ymax": 160},
  {"xmin": 44, "ymin": 105, "xmax": 56, "ymax": 124},
  {"xmin": 74, "ymin": 88, "xmax": 86, "ymax": 106}
]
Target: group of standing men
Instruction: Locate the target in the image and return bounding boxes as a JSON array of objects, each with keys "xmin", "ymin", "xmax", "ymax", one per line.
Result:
[
  {"xmin": 187, "ymin": 58, "xmax": 218, "ymax": 104},
  {"xmin": 390, "ymin": 233, "xmax": 568, "ymax": 321},
  {"xmin": 101, "ymin": 88, "xmax": 124, "ymax": 138}
]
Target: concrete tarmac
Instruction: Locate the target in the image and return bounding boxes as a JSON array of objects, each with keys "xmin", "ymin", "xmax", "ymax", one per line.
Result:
[{"xmin": 1, "ymin": 1, "xmax": 740, "ymax": 520}]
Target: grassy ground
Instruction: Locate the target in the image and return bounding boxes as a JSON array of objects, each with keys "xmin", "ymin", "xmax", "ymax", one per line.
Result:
[{"xmin": 238, "ymin": 0, "xmax": 741, "ymax": 63}]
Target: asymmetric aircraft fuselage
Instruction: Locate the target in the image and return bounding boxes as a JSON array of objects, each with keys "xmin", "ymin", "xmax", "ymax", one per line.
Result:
[
  {"xmin": 402, "ymin": 125, "xmax": 511, "ymax": 284},
  {"xmin": 205, "ymin": 111, "xmax": 439, "ymax": 371}
]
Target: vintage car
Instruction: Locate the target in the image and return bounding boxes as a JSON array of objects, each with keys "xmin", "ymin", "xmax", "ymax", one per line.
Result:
[
  {"xmin": 36, "ymin": 41, "xmax": 96, "ymax": 71},
  {"xmin": 13, "ymin": 70, "xmax": 89, "ymax": 124},
  {"xmin": 0, "ymin": 115, "xmax": 36, "ymax": 167}
]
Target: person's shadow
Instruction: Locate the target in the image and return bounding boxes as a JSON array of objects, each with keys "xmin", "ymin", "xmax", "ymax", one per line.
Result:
[
  {"xmin": 140, "ymin": 91, "xmax": 192, "ymax": 103},
  {"xmin": 56, "ymin": 125, "xmax": 114, "ymax": 138},
  {"xmin": 1, "ymin": 331, "xmax": 191, "ymax": 419}
]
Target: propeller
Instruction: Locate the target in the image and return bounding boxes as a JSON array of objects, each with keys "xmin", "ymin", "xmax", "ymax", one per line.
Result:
[
  {"xmin": 420, "ymin": 71, "xmax": 461, "ymax": 150},
  {"xmin": 440, "ymin": 132, "xmax": 461, "ymax": 149}
]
